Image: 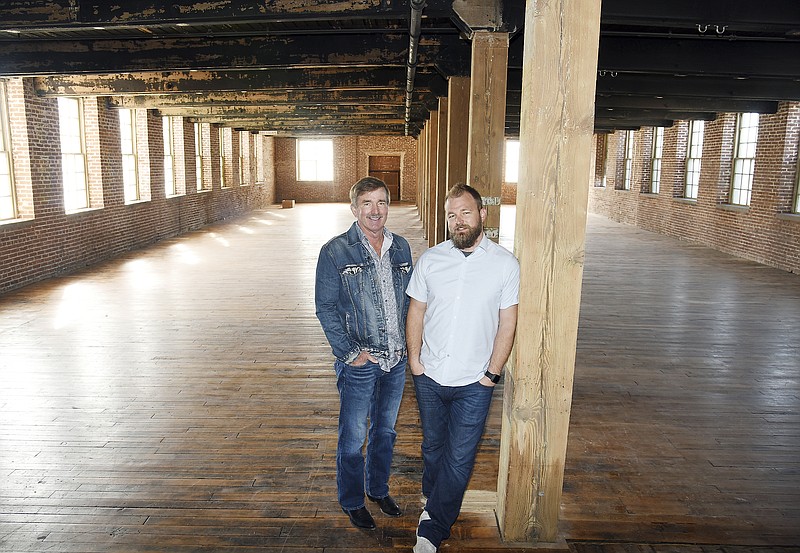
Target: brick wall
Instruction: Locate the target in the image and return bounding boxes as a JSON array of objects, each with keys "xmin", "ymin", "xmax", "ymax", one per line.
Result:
[
  {"xmin": 586, "ymin": 102, "xmax": 800, "ymax": 274},
  {"xmin": 0, "ymin": 77, "xmax": 276, "ymax": 295},
  {"xmin": 275, "ymin": 135, "xmax": 418, "ymax": 203}
]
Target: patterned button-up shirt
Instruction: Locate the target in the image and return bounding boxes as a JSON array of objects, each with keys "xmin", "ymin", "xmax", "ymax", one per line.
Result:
[{"xmin": 357, "ymin": 225, "xmax": 403, "ymax": 372}]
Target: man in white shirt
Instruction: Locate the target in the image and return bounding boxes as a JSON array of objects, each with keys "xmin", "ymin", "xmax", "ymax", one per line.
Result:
[{"xmin": 406, "ymin": 184, "xmax": 520, "ymax": 552}]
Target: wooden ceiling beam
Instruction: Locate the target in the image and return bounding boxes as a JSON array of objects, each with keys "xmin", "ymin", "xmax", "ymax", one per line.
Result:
[
  {"xmin": 601, "ymin": 0, "xmax": 800, "ymax": 34},
  {"xmin": 108, "ymin": 90, "xmax": 412, "ymax": 109},
  {"xmin": 597, "ymin": 36, "xmax": 800, "ymax": 79},
  {"xmin": 33, "ymin": 67, "xmax": 428, "ymax": 96},
  {"xmin": 0, "ymin": 33, "xmax": 467, "ymax": 77},
  {"xmin": 594, "ymin": 95, "xmax": 779, "ymax": 114},
  {"xmin": 156, "ymin": 104, "xmax": 410, "ymax": 117},
  {"xmin": 0, "ymin": 0, "xmax": 455, "ymax": 27},
  {"xmin": 592, "ymin": 73, "xmax": 800, "ymax": 102}
]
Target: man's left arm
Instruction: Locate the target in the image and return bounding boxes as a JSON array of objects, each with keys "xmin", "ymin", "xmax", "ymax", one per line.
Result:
[{"xmin": 481, "ymin": 304, "xmax": 518, "ymax": 386}]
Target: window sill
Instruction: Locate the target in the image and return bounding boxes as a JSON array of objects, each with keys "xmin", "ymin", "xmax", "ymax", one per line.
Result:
[
  {"xmin": 673, "ymin": 197, "xmax": 697, "ymax": 205},
  {"xmin": 716, "ymin": 203, "xmax": 749, "ymax": 213},
  {"xmin": 777, "ymin": 212, "xmax": 800, "ymax": 222},
  {"xmin": 65, "ymin": 206, "xmax": 104, "ymax": 217},
  {"xmin": 0, "ymin": 216, "xmax": 35, "ymax": 229},
  {"xmin": 125, "ymin": 199, "xmax": 151, "ymax": 207}
]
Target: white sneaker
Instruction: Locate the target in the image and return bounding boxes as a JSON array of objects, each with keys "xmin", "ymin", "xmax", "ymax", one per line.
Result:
[
  {"xmin": 415, "ymin": 509, "xmax": 430, "ymax": 538},
  {"xmin": 412, "ymin": 535, "xmax": 437, "ymax": 553},
  {"xmin": 418, "ymin": 509, "xmax": 431, "ymax": 524}
]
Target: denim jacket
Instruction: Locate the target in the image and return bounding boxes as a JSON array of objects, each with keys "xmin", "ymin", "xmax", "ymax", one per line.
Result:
[{"xmin": 315, "ymin": 222, "xmax": 413, "ymax": 364}]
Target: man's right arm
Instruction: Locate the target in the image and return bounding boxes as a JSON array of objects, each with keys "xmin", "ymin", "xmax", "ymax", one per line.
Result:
[
  {"xmin": 315, "ymin": 247, "xmax": 361, "ymax": 363},
  {"xmin": 406, "ymin": 297, "xmax": 427, "ymax": 376}
]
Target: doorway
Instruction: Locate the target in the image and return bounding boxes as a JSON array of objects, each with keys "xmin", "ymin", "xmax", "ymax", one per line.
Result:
[{"xmin": 368, "ymin": 155, "xmax": 401, "ymax": 201}]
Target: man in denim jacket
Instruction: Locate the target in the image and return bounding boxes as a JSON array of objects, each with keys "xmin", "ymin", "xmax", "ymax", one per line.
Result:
[{"xmin": 315, "ymin": 177, "xmax": 413, "ymax": 530}]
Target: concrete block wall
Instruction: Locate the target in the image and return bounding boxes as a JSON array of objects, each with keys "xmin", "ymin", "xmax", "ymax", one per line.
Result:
[
  {"xmin": 0, "ymin": 77, "xmax": 276, "ymax": 295},
  {"xmin": 587, "ymin": 102, "xmax": 800, "ymax": 274}
]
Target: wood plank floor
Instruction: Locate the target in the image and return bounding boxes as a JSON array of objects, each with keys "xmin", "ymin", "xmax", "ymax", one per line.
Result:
[{"xmin": 1, "ymin": 203, "xmax": 799, "ymax": 553}]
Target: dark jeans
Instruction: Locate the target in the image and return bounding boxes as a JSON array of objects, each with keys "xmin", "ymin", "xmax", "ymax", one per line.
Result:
[
  {"xmin": 413, "ymin": 373, "xmax": 495, "ymax": 547},
  {"xmin": 335, "ymin": 358, "xmax": 406, "ymax": 510}
]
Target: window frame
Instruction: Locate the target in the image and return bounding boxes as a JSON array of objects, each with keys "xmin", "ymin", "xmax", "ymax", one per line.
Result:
[
  {"xmin": 622, "ymin": 130, "xmax": 634, "ymax": 191},
  {"xmin": 504, "ymin": 139, "xmax": 520, "ymax": 183},
  {"xmin": 650, "ymin": 126, "xmax": 664, "ymax": 195},
  {"xmin": 163, "ymin": 116, "xmax": 176, "ymax": 197},
  {"xmin": 730, "ymin": 112, "xmax": 759, "ymax": 207},
  {"xmin": 255, "ymin": 133, "xmax": 264, "ymax": 183},
  {"xmin": 0, "ymin": 81, "xmax": 17, "ymax": 221},
  {"xmin": 296, "ymin": 138, "xmax": 334, "ymax": 182},
  {"xmin": 795, "ymin": 168, "xmax": 800, "ymax": 214},
  {"xmin": 684, "ymin": 120, "xmax": 704, "ymax": 200},
  {"xmin": 194, "ymin": 122, "xmax": 204, "ymax": 191},
  {"xmin": 119, "ymin": 108, "xmax": 140, "ymax": 203},
  {"xmin": 219, "ymin": 127, "xmax": 228, "ymax": 188},
  {"xmin": 239, "ymin": 130, "xmax": 249, "ymax": 186},
  {"xmin": 58, "ymin": 96, "xmax": 89, "ymax": 212}
]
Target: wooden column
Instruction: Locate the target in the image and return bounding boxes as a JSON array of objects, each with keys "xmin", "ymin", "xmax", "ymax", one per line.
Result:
[
  {"xmin": 466, "ymin": 31, "xmax": 508, "ymax": 242},
  {"xmin": 426, "ymin": 109, "xmax": 439, "ymax": 248},
  {"xmin": 418, "ymin": 122, "xmax": 430, "ymax": 232},
  {"xmin": 446, "ymin": 76, "xmax": 470, "ymax": 189},
  {"xmin": 496, "ymin": 0, "xmax": 602, "ymax": 544},
  {"xmin": 435, "ymin": 97, "xmax": 449, "ymax": 244}
]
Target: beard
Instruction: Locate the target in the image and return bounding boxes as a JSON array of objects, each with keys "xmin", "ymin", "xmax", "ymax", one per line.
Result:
[{"xmin": 451, "ymin": 222, "xmax": 484, "ymax": 250}]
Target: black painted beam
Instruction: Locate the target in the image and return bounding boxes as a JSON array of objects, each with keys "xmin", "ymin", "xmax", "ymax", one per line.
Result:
[
  {"xmin": 601, "ymin": 0, "xmax": 800, "ymax": 34},
  {"xmin": 597, "ymin": 35, "xmax": 800, "ymax": 79},
  {"xmin": 0, "ymin": 0, "xmax": 455, "ymax": 27},
  {"xmin": 0, "ymin": 33, "xmax": 469, "ymax": 77},
  {"xmin": 33, "ymin": 68, "xmax": 438, "ymax": 96}
]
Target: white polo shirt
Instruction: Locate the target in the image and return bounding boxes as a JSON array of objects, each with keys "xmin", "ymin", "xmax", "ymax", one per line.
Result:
[{"xmin": 406, "ymin": 234, "xmax": 520, "ymax": 386}]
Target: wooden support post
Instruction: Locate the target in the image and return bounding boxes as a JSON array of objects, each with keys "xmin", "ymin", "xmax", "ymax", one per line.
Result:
[
  {"xmin": 427, "ymin": 109, "xmax": 439, "ymax": 248},
  {"xmin": 435, "ymin": 97, "xmax": 449, "ymax": 244},
  {"xmin": 466, "ymin": 31, "xmax": 508, "ymax": 242},
  {"xmin": 417, "ymin": 122, "xmax": 429, "ymax": 231},
  {"xmin": 446, "ymin": 76, "xmax": 470, "ymax": 188},
  {"xmin": 496, "ymin": 0, "xmax": 602, "ymax": 544}
]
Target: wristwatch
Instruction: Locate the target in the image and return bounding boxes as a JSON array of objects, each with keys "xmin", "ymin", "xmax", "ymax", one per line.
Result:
[{"xmin": 484, "ymin": 370, "xmax": 501, "ymax": 384}]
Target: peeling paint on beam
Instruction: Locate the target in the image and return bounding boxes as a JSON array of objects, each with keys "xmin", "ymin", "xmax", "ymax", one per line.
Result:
[
  {"xmin": 0, "ymin": 33, "xmax": 441, "ymax": 77},
  {"xmin": 33, "ymin": 67, "xmax": 419, "ymax": 96}
]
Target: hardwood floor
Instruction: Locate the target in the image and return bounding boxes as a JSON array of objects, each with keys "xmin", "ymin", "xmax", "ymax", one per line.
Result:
[{"xmin": 1, "ymin": 204, "xmax": 799, "ymax": 552}]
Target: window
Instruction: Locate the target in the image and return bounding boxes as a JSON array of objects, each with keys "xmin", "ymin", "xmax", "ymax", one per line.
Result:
[
  {"xmin": 622, "ymin": 131, "xmax": 634, "ymax": 190},
  {"xmin": 684, "ymin": 120, "xmax": 704, "ymax": 200},
  {"xmin": 119, "ymin": 109, "xmax": 139, "ymax": 203},
  {"xmin": 58, "ymin": 97, "xmax": 88, "ymax": 211},
  {"xmin": 795, "ymin": 166, "xmax": 800, "ymax": 214},
  {"xmin": 194, "ymin": 122, "xmax": 204, "ymax": 191},
  {"xmin": 504, "ymin": 139, "xmax": 520, "ymax": 183},
  {"xmin": 0, "ymin": 82, "xmax": 16, "ymax": 220},
  {"xmin": 730, "ymin": 112, "xmax": 759, "ymax": 207},
  {"xmin": 255, "ymin": 133, "xmax": 264, "ymax": 183},
  {"xmin": 163, "ymin": 116, "xmax": 176, "ymax": 196},
  {"xmin": 239, "ymin": 130, "xmax": 249, "ymax": 185},
  {"xmin": 296, "ymin": 139, "xmax": 333, "ymax": 181},
  {"xmin": 650, "ymin": 126, "xmax": 664, "ymax": 194},
  {"xmin": 594, "ymin": 134, "xmax": 608, "ymax": 187},
  {"xmin": 219, "ymin": 127, "xmax": 228, "ymax": 188}
]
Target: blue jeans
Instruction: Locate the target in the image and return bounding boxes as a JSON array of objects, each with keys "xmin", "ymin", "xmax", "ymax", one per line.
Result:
[
  {"xmin": 335, "ymin": 357, "xmax": 406, "ymax": 510},
  {"xmin": 413, "ymin": 373, "xmax": 495, "ymax": 547}
]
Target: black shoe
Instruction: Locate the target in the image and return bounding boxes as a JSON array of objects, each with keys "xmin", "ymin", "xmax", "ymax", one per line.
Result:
[
  {"xmin": 342, "ymin": 506, "xmax": 376, "ymax": 529},
  {"xmin": 367, "ymin": 494, "xmax": 402, "ymax": 517}
]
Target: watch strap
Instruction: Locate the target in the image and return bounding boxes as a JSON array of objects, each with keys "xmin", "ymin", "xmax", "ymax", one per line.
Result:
[{"xmin": 484, "ymin": 370, "xmax": 501, "ymax": 384}]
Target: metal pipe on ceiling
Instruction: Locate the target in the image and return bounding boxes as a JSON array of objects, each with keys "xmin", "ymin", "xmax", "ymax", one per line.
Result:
[{"xmin": 405, "ymin": 0, "xmax": 426, "ymax": 135}]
